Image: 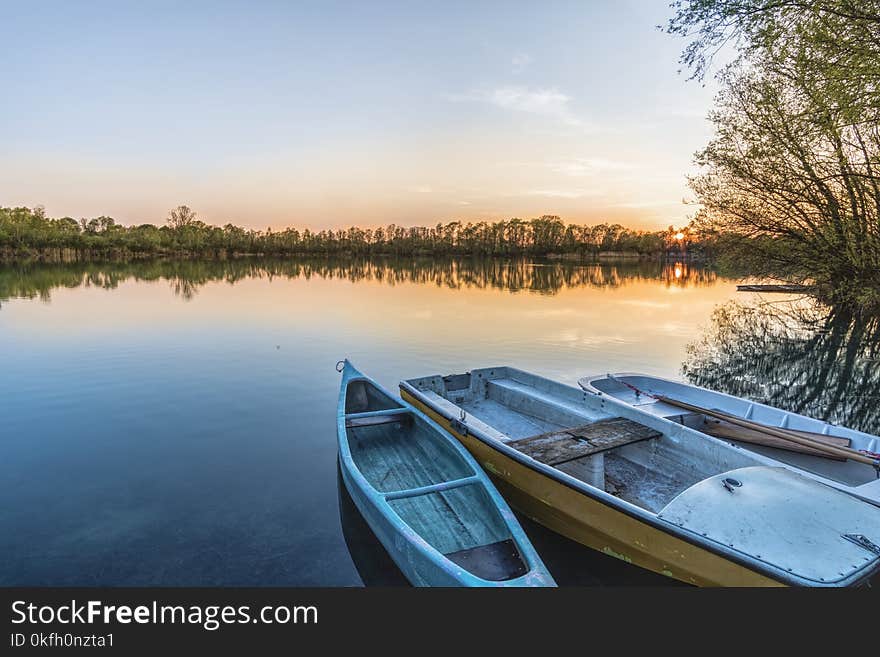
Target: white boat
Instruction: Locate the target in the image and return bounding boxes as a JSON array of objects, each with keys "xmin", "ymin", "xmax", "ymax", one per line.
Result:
[
  {"xmin": 401, "ymin": 367, "xmax": 880, "ymax": 586},
  {"xmin": 580, "ymin": 373, "xmax": 880, "ymax": 507}
]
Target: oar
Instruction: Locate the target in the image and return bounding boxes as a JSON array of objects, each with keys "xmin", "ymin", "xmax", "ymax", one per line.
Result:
[
  {"xmin": 600, "ymin": 374, "xmax": 880, "ymax": 468},
  {"xmin": 600, "ymin": 374, "xmax": 880, "ymax": 466},
  {"xmin": 654, "ymin": 394, "xmax": 880, "ymax": 469}
]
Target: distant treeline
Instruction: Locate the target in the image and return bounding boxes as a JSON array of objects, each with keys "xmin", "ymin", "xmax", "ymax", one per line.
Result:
[{"xmin": 0, "ymin": 206, "xmax": 701, "ymax": 261}]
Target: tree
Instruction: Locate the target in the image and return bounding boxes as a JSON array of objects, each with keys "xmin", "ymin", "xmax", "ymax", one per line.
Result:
[
  {"xmin": 167, "ymin": 205, "xmax": 198, "ymax": 230},
  {"xmin": 668, "ymin": 1, "xmax": 880, "ymax": 89},
  {"xmin": 669, "ymin": 1, "xmax": 880, "ymax": 303},
  {"xmin": 0, "ymin": 205, "xmax": 688, "ymax": 260}
]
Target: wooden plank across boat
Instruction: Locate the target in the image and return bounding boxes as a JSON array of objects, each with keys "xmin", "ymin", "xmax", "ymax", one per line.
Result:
[
  {"xmin": 400, "ymin": 367, "xmax": 880, "ymax": 587},
  {"xmin": 508, "ymin": 418, "xmax": 661, "ymax": 466},
  {"xmin": 336, "ymin": 360, "xmax": 555, "ymax": 587}
]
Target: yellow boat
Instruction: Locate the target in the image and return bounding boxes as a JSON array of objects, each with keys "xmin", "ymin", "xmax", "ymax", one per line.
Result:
[{"xmin": 400, "ymin": 367, "xmax": 880, "ymax": 587}]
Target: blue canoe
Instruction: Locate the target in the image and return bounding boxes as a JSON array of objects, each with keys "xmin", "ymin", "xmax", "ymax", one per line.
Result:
[{"xmin": 336, "ymin": 360, "xmax": 555, "ymax": 587}]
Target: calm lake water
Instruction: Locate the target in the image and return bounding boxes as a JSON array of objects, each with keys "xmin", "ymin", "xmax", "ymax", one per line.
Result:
[{"xmin": 2, "ymin": 258, "xmax": 878, "ymax": 586}]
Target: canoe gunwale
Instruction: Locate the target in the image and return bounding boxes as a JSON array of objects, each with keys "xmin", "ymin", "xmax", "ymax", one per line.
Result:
[
  {"xmin": 399, "ymin": 379, "xmax": 880, "ymax": 588},
  {"xmin": 337, "ymin": 362, "xmax": 555, "ymax": 587}
]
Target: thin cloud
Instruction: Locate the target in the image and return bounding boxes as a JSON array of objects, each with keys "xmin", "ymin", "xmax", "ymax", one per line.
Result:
[
  {"xmin": 609, "ymin": 199, "xmax": 683, "ymax": 208},
  {"xmin": 548, "ymin": 158, "xmax": 635, "ymax": 177},
  {"xmin": 448, "ymin": 86, "xmax": 593, "ymax": 131},
  {"xmin": 524, "ymin": 188, "xmax": 602, "ymax": 199}
]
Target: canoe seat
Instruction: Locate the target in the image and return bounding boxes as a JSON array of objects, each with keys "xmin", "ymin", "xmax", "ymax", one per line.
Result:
[
  {"xmin": 508, "ymin": 417, "xmax": 662, "ymax": 466},
  {"xmin": 345, "ymin": 411, "xmax": 410, "ymax": 428}
]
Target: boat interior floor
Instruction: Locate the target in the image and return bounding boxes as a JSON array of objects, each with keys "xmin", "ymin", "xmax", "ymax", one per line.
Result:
[
  {"xmin": 387, "ymin": 484, "xmax": 525, "ymax": 581},
  {"xmin": 348, "ymin": 418, "xmax": 474, "ymax": 493},
  {"xmin": 603, "ymin": 453, "xmax": 704, "ymax": 513},
  {"xmin": 447, "ymin": 379, "xmax": 761, "ymax": 513},
  {"xmin": 444, "ymin": 538, "xmax": 527, "ymax": 581}
]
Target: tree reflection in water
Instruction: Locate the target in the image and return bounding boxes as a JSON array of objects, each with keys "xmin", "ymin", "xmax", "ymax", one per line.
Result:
[
  {"xmin": 0, "ymin": 257, "xmax": 718, "ymax": 305},
  {"xmin": 683, "ymin": 299, "xmax": 880, "ymax": 434}
]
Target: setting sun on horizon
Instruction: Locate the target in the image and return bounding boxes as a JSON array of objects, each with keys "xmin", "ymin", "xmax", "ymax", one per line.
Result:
[{"xmin": 2, "ymin": 0, "xmax": 715, "ymax": 232}]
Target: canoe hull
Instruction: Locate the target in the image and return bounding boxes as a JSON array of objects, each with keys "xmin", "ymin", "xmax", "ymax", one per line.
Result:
[
  {"xmin": 401, "ymin": 387, "xmax": 784, "ymax": 587},
  {"xmin": 338, "ymin": 456, "xmax": 459, "ymax": 587},
  {"xmin": 337, "ymin": 361, "xmax": 555, "ymax": 587}
]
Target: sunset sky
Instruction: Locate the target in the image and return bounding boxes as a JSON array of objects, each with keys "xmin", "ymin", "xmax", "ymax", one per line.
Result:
[{"xmin": 2, "ymin": 0, "xmax": 717, "ymax": 231}]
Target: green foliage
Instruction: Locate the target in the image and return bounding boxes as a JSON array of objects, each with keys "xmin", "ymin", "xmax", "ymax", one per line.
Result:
[
  {"xmin": 0, "ymin": 207, "xmax": 691, "ymax": 260},
  {"xmin": 669, "ymin": 1, "xmax": 880, "ymax": 303}
]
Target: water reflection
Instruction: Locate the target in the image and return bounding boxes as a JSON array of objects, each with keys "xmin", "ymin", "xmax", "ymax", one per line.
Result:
[
  {"xmin": 0, "ymin": 257, "xmax": 719, "ymax": 306},
  {"xmin": 683, "ymin": 299, "xmax": 880, "ymax": 434},
  {"xmin": 337, "ymin": 467, "xmax": 409, "ymax": 587},
  {"xmin": 0, "ymin": 256, "xmax": 735, "ymax": 585}
]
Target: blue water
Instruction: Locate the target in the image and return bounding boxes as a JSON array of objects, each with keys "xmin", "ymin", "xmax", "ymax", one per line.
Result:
[{"xmin": 0, "ymin": 258, "xmax": 756, "ymax": 585}]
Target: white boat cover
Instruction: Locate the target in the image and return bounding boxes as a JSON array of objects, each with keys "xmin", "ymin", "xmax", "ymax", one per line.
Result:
[{"xmin": 658, "ymin": 466, "xmax": 880, "ymax": 584}]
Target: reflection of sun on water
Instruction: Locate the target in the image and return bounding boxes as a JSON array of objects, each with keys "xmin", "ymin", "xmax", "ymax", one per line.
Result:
[{"xmin": 674, "ymin": 264, "xmax": 683, "ymax": 279}]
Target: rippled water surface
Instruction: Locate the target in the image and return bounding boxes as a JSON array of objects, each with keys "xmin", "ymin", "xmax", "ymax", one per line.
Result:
[{"xmin": 2, "ymin": 258, "xmax": 876, "ymax": 585}]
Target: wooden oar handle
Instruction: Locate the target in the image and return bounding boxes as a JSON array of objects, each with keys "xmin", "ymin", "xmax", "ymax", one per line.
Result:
[{"xmin": 657, "ymin": 395, "xmax": 880, "ymax": 468}]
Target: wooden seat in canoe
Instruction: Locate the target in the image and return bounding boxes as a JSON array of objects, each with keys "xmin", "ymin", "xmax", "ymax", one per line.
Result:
[
  {"xmin": 344, "ymin": 410, "xmax": 411, "ymax": 428},
  {"xmin": 508, "ymin": 417, "xmax": 661, "ymax": 466}
]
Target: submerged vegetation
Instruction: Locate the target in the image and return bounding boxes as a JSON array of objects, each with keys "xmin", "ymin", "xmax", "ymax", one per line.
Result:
[
  {"xmin": 0, "ymin": 206, "xmax": 696, "ymax": 261},
  {"xmin": 669, "ymin": 1, "xmax": 880, "ymax": 308}
]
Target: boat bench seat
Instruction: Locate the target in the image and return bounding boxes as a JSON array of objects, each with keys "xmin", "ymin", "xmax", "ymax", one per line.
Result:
[
  {"xmin": 508, "ymin": 418, "xmax": 662, "ymax": 466},
  {"xmin": 488, "ymin": 379, "xmax": 610, "ymax": 425},
  {"xmin": 345, "ymin": 409, "xmax": 410, "ymax": 428}
]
